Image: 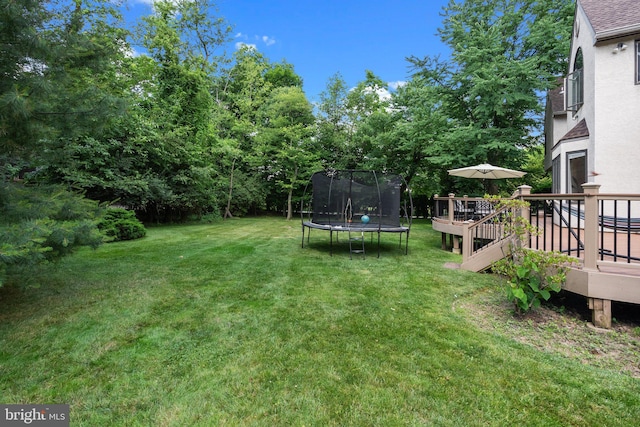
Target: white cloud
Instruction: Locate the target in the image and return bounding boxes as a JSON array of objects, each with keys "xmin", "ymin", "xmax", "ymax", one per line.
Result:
[
  {"xmin": 363, "ymin": 86, "xmax": 392, "ymax": 102},
  {"xmin": 388, "ymin": 81, "xmax": 407, "ymax": 91},
  {"xmin": 124, "ymin": 46, "xmax": 139, "ymax": 58},
  {"xmin": 234, "ymin": 34, "xmax": 275, "ymax": 50},
  {"xmin": 262, "ymin": 35, "xmax": 276, "ymax": 46}
]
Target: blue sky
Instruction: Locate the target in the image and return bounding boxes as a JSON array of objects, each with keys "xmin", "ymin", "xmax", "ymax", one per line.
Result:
[{"xmin": 122, "ymin": 0, "xmax": 452, "ymax": 102}]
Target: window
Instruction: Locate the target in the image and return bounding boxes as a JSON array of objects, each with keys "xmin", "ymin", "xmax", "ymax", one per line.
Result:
[
  {"xmin": 567, "ymin": 150, "xmax": 587, "ymax": 193},
  {"xmin": 566, "ymin": 48, "xmax": 584, "ymax": 112},
  {"xmin": 636, "ymin": 40, "xmax": 640, "ymax": 84},
  {"xmin": 552, "ymin": 156, "xmax": 561, "ymax": 193},
  {"xmin": 566, "ymin": 69, "xmax": 583, "ymax": 112}
]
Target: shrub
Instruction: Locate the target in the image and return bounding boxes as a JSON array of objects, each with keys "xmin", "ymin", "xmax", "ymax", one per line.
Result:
[
  {"xmin": 490, "ymin": 197, "xmax": 578, "ymax": 313},
  {"xmin": 98, "ymin": 208, "xmax": 146, "ymax": 242},
  {"xmin": 0, "ymin": 183, "xmax": 104, "ymax": 287},
  {"xmin": 493, "ymin": 248, "xmax": 577, "ymax": 313}
]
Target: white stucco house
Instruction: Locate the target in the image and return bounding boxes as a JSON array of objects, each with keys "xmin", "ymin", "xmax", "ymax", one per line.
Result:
[{"xmin": 545, "ymin": 0, "xmax": 640, "ymax": 195}]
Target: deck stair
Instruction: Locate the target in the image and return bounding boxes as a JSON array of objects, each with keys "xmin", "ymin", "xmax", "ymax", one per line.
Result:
[
  {"xmin": 433, "ymin": 185, "xmax": 640, "ymax": 328},
  {"xmin": 460, "ymin": 206, "xmax": 516, "ymax": 272}
]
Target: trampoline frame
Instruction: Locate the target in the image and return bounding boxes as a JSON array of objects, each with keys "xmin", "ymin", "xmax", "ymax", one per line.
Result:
[{"xmin": 300, "ymin": 170, "xmax": 413, "ymax": 257}]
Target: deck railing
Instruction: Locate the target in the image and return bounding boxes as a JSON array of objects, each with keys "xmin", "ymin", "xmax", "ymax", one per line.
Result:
[
  {"xmin": 433, "ymin": 184, "xmax": 640, "ymax": 273},
  {"xmin": 433, "ymin": 184, "xmax": 640, "ymax": 327}
]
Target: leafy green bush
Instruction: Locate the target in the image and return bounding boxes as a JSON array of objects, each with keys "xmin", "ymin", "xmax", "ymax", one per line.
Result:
[
  {"xmin": 493, "ymin": 248, "xmax": 576, "ymax": 312},
  {"xmin": 98, "ymin": 208, "xmax": 146, "ymax": 241},
  {"xmin": 490, "ymin": 197, "xmax": 578, "ymax": 313}
]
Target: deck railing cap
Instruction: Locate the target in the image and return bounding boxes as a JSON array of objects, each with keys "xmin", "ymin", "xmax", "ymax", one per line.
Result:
[
  {"xmin": 582, "ymin": 183, "xmax": 601, "ymax": 194},
  {"xmin": 517, "ymin": 185, "xmax": 532, "ymax": 196}
]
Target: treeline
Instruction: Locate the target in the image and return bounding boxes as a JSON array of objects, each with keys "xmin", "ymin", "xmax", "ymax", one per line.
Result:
[{"xmin": 2, "ymin": 0, "xmax": 574, "ymax": 224}]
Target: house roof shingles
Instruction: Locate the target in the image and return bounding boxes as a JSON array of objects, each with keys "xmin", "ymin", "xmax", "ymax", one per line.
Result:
[
  {"xmin": 549, "ymin": 78, "xmax": 566, "ymax": 115},
  {"xmin": 559, "ymin": 118, "xmax": 589, "ymax": 142},
  {"xmin": 580, "ymin": 0, "xmax": 640, "ymax": 41}
]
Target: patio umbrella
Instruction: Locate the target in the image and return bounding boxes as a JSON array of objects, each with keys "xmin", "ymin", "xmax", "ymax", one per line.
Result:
[{"xmin": 448, "ymin": 163, "xmax": 526, "ymax": 179}]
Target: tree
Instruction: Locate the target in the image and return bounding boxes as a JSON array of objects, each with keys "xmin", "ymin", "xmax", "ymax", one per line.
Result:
[
  {"xmin": 212, "ymin": 47, "xmax": 274, "ymax": 216},
  {"xmin": 256, "ymin": 86, "xmax": 317, "ymax": 219},
  {"xmin": 0, "ymin": 0, "xmax": 132, "ymax": 286},
  {"xmin": 315, "ymin": 73, "xmax": 350, "ymax": 169},
  {"xmin": 343, "ymin": 71, "xmax": 391, "ymax": 168},
  {"xmin": 408, "ymin": 0, "xmax": 574, "ymax": 195},
  {"xmin": 0, "ymin": 182, "xmax": 104, "ymax": 288},
  {"xmin": 0, "ymin": 0, "xmax": 49, "ymax": 161},
  {"xmin": 521, "ymin": 144, "xmax": 552, "ymax": 194},
  {"xmin": 113, "ymin": 0, "xmax": 234, "ymax": 221},
  {"xmin": 212, "ymin": 48, "xmax": 312, "ymax": 217},
  {"xmin": 264, "ymin": 61, "xmax": 303, "ymax": 88},
  {"xmin": 361, "ymin": 79, "xmax": 448, "ymax": 193},
  {"xmin": 1, "ymin": 0, "xmax": 128, "ymax": 164}
]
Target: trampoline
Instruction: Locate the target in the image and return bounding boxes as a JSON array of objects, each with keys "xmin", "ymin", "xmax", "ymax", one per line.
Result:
[{"xmin": 300, "ymin": 170, "xmax": 413, "ymax": 258}]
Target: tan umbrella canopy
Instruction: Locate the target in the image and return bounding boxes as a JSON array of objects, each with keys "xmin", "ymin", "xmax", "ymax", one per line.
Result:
[{"xmin": 448, "ymin": 163, "xmax": 526, "ymax": 179}]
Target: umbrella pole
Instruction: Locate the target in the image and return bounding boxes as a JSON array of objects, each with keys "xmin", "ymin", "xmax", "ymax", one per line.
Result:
[{"xmin": 485, "ymin": 179, "xmax": 498, "ymax": 195}]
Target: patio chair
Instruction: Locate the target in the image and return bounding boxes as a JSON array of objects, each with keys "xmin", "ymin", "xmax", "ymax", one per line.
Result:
[
  {"xmin": 454, "ymin": 199, "xmax": 475, "ymax": 220},
  {"xmin": 474, "ymin": 200, "xmax": 494, "ymax": 218}
]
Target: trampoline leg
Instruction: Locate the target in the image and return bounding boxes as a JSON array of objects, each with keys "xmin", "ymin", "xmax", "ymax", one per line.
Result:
[
  {"xmin": 301, "ymin": 225, "xmax": 305, "ymax": 248},
  {"xmin": 405, "ymin": 231, "xmax": 409, "ymax": 255},
  {"xmin": 330, "ymin": 230, "xmax": 333, "ymax": 256},
  {"xmin": 377, "ymin": 231, "xmax": 381, "ymax": 258}
]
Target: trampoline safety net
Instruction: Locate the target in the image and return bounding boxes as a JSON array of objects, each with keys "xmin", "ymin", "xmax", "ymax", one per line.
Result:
[{"xmin": 306, "ymin": 170, "xmax": 407, "ymax": 228}]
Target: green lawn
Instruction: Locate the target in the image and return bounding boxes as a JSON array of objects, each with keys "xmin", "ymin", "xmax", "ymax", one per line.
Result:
[{"xmin": 1, "ymin": 217, "xmax": 639, "ymax": 426}]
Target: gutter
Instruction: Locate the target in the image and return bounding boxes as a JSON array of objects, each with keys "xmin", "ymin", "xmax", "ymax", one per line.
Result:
[{"xmin": 595, "ymin": 23, "xmax": 640, "ymax": 43}]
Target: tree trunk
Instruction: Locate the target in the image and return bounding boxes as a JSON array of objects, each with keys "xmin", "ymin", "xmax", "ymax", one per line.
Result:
[
  {"xmin": 286, "ymin": 166, "xmax": 298, "ymax": 220},
  {"xmin": 287, "ymin": 188, "xmax": 293, "ymax": 220},
  {"xmin": 224, "ymin": 158, "xmax": 236, "ymax": 220}
]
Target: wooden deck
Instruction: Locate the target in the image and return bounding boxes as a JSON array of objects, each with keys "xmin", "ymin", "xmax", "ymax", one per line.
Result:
[{"xmin": 432, "ymin": 188, "xmax": 640, "ymax": 328}]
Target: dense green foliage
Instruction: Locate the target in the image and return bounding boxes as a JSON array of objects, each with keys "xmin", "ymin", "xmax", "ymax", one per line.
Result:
[
  {"xmin": 1, "ymin": 0, "xmax": 574, "ymax": 273},
  {"xmin": 409, "ymin": 0, "xmax": 574, "ymax": 195},
  {"xmin": 497, "ymin": 248, "xmax": 577, "ymax": 312},
  {"xmin": 2, "ymin": 0, "xmax": 574, "ymax": 211},
  {"xmin": 0, "ymin": 183, "xmax": 103, "ymax": 286},
  {"xmin": 97, "ymin": 208, "xmax": 147, "ymax": 242}
]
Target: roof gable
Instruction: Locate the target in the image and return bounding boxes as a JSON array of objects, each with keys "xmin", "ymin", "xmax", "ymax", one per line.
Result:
[{"xmin": 580, "ymin": 0, "xmax": 640, "ymax": 41}]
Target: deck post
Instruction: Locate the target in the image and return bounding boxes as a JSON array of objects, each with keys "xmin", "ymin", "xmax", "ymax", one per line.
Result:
[
  {"xmin": 517, "ymin": 186, "xmax": 532, "ymax": 248},
  {"xmin": 582, "ymin": 183, "xmax": 600, "ymax": 271},
  {"xmin": 452, "ymin": 234, "xmax": 461, "ymax": 254},
  {"xmin": 582, "ymin": 183, "xmax": 612, "ymax": 328},
  {"xmin": 516, "ymin": 185, "xmax": 532, "ymax": 196},
  {"xmin": 448, "ymin": 193, "xmax": 455, "ymax": 223},
  {"xmin": 435, "ymin": 194, "xmax": 447, "ymax": 250},
  {"xmin": 447, "ymin": 193, "xmax": 456, "ymax": 252},
  {"xmin": 588, "ymin": 298, "xmax": 612, "ymax": 329},
  {"xmin": 461, "ymin": 221, "xmax": 472, "ymax": 263}
]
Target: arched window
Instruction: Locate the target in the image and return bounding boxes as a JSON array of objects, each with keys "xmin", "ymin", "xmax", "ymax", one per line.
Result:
[
  {"xmin": 567, "ymin": 48, "xmax": 584, "ymax": 112},
  {"xmin": 574, "ymin": 48, "xmax": 584, "ymax": 70}
]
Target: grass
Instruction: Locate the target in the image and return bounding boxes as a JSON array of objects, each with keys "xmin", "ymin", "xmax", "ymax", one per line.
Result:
[{"xmin": 1, "ymin": 217, "xmax": 639, "ymax": 426}]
